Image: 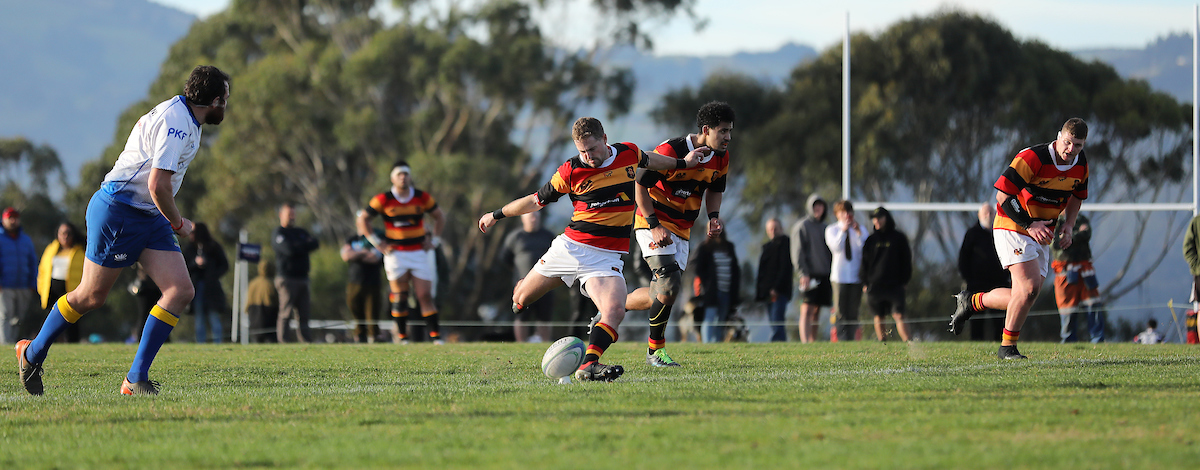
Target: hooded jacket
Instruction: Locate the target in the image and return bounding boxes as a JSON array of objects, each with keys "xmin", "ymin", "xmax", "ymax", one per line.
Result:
[
  {"xmin": 861, "ymin": 208, "xmax": 912, "ymax": 291},
  {"xmin": 789, "ymin": 194, "xmax": 832, "ymax": 279},
  {"xmin": 0, "ymin": 226, "xmax": 36, "ymax": 289}
]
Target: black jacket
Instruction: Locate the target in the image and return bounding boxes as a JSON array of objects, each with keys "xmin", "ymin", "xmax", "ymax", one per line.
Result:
[
  {"xmin": 692, "ymin": 238, "xmax": 741, "ymax": 308},
  {"xmin": 756, "ymin": 235, "xmax": 793, "ymax": 301},
  {"xmin": 183, "ymin": 241, "xmax": 229, "ymax": 310},
  {"xmin": 861, "ymin": 213, "xmax": 912, "ymax": 291},
  {"xmin": 272, "ymin": 226, "xmax": 320, "ymax": 279},
  {"xmin": 957, "ymin": 223, "xmax": 1010, "ymax": 292}
]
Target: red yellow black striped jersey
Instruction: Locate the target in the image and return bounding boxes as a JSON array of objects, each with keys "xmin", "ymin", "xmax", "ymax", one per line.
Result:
[
  {"xmin": 536, "ymin": 142, "xmax": 649, "ymax": 253},
  {"xmin": 632, "ymin": 137, "xmax": 729, "ymax": 240},
  {"xmin": 365, "ymin": 188, "xmax": 438, "ymax": 251},
  {"xmin": 993, "ymin": 142, "xmax": 1089, "ymax": 239}
]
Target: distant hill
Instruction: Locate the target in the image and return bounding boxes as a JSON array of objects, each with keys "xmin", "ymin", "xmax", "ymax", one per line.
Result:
[
  {"xmin": 0, "ymin": 0, "xmax": 193, "ymax": 183},
  {"xmin": 598, "ymin": 43, "xmax": 817, "ymax": 147},
  {"xmin": 1075, "ymin": 32, "xmax": 1193, "ymax": 104}
]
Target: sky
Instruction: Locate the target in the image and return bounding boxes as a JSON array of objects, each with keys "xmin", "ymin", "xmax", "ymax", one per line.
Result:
[{"xmin": 151, "ymin": 0, "xmax": 1200, "ymax": 56}]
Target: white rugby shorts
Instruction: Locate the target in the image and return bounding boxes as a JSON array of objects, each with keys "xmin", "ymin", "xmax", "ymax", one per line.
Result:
[
  {"xmin": 383, "ymin": 249, "xmax": 435, "ymax": 282},
  {"xmin": 634, "ymin": 228, "xmax": 690, "ymax": 270},
  {"xmin": 993, "ymin": 229, "xmax": 1050, "ymax": 279},
  {"xmin": 533, "ymin": 234, "xmax": 624, "ymax": 295}
]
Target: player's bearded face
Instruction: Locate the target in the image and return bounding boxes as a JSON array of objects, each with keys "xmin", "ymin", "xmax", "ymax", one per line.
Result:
[
  {"xmin": 205, "ymin": 83, "xmax": 230, "ymax": 125},
  {"xmin": 205, "ymin": 104, "xmax": 226, "ymax": 125}
]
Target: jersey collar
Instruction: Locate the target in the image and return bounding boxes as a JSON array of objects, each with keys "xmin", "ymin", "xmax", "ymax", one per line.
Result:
[
  {"xmin": 687, "ymin": 134, "xmax": 716, "ymax": 164},
  {"xmin": 179, "ymin": 96, "xmax": 201, "ymax": 127},
  {"xmin": 392, "ymin": 186, "xmax": 415, "ymax": 203}
]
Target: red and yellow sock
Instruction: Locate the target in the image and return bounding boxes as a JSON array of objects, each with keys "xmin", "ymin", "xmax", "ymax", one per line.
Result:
[
  {"xmin": 1002, "ymin": 328, "xmax": 1020, "ymax": 346},
  {"xmin": 423, "ymin": 310, "xmax": 440, "ymax": 339},
  {"xmin": 585, "ymin": 322, "xmax": 618, "ymax": 363},
  {"xmin": 970, "ymin": 292, "xmax": 987, "ymax": 312}
]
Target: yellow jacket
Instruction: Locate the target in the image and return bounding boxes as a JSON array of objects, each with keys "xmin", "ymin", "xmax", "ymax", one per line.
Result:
[{"xmin": 37, "ymin": 241, "xmax": 84, "ymax": 309}]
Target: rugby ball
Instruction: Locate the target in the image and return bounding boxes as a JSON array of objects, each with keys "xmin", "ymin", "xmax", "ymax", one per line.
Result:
[{"xmin": 541, "ymin": 336, "xmax": 586, "ymax": 379}]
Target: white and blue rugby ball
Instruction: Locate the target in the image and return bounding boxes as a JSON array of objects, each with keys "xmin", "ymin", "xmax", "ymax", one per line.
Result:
[{"xmin": 541, "ymin": 336, "xmax": 586, "ymax": 379}]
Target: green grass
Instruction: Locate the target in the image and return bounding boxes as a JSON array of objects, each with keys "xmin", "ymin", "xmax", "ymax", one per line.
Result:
[{"xmin": 3, "ymin": 341, "xmax": 1200, "ymax": 469}]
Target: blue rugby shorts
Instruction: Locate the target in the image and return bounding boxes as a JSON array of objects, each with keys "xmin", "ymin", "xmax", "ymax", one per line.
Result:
[{"xmin": 85, "ymin": 191, "xmax": 180, "ymax": 268}]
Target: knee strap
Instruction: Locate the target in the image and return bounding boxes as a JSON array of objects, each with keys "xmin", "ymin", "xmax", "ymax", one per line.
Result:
[{"xmin": 646, "ymin": 255, "xmax": 681, "ymax": 299}]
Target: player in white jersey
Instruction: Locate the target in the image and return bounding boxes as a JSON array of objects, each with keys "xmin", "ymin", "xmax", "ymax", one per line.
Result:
[{"xmin": 15, "ymin": 65, "xmax": 230, "ymax": 396}]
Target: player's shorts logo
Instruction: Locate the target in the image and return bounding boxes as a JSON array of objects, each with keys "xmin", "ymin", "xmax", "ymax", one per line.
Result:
[
  {"xmin": 114, "ymin": 253, "xmax": 128, "ymax": 262},
  {"xmin": 1014, "ymin": 248, "xmax": 1023, "ymax": 255}
]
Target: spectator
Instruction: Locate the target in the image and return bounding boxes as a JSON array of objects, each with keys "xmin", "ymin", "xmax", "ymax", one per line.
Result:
[
  {"xmin": 861, "ymin": 207, "xmax": 912, "ymax": 342},
  {"xmin": 693, "ymin": 231, "xmax": 740, "ymax": 343},
  {"xmin": 245, "ymin": 260, "xmax": 278, "ymax": 343},
  {"xmin": 501, "ymin": 212, "xmax": 555, "ymax": 342},
  {"xmin": 790, "ymin": 194, "xmax": 832, "ymax": 343},
  {"xmin": 0, "ymin": 207, "xmax": 37, "ymax": 344},
  {"xmin": 1182, "ymin": 214, "xmax": 1200, "ymax": 313},
  {"xmin": 1051, "ymin": 213, "xmax": 1104, "ymax": 343},
  {"xmin": 272, "ymin": 202, "xmax": 320, "ymax": 343},
  {"xmin": 756, "ymin": 218, "xmax": 793, "ymax": 342},
  {"xmin": 825, "ymin": 200, "xmax": 867, "ymax": 341},
  {"xmin": 342, "ymin": 221, "xmax": 384, "ymax": 343},
  {"xmin": 36, "ymin": 222, "xmax": 85, "ymax": 343},
  {"xmin": 958, "ymin": 203, "xmax": 1010, "ymax": 341},
  {"xmin": 127, "ymin": 262, "xmax": 163, "ymax": 343},
  {"xmin": 184, "ymin": 222, "xmax": 229, "ymax": 343},
  {"xmin": 1133, "ymin": 319, "xmax": 1163, "ymax": 344}
]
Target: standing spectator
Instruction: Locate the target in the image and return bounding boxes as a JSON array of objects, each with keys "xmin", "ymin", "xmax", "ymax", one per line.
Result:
[
  {"xmin": 0, "ymin": 208, "xmax": 37, "ymax": 344},
  {"xmin": 342, "ymin": 221, "xmax": 384, "ymax": 343},
  {"xmin": 357, "ymin": 161, "xmax": 447, "ymax": 344},
  {"xmin": 861, "ymin": 207, "xmax": 912, "ymax": 342},
  {"xmin": 693, "ymin": 232, "xmax": 741, "ymax": 343},
  {"xmin": 36, "ymin": 222, "xmax": 85, "ymax": 343},
  {"xmin": 790, "ymin": 194, "xmax": 832, "ymax": 343},
  {"xmin": 958, "ymin": 203, "xmax": 1010, "ymax": 341},
  {"xmin": 825, "ymin": 200, "xmax": 867, "ymax": 342},
  {"xmin": 1133, "ymin": 319, "xmax": 1163, "ymax": 344},
  {"xmin": 1051, "ymin": 213, "xmax": 1103, "ymax": 343},
  {"xmin": 1182, "ymin": 214, "xmax": 1200, "ymax": 314},
  {"xmin": 273, "ymin": 202, "xmax": 320, "ymax": 343},
  {"xmin": 501, "ymin": 212, "xmax": 555, "ymax": 342},
  {"xmin": 183, "ymin": 223, "xmax": 229, "ymax": 343},
  {"xmin": 245, "ymin": 260, "xmax": 278, "ymax": 343},
  {"xmin": 756, "ymin": 218, "xmax": 793, "ymax": 342}
]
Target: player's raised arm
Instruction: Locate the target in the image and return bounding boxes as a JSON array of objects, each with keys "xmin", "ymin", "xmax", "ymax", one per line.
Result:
[
  {"xmin": 643, "ymin": 145, "xmax": 709, "ymax": 171},
  {"xmin": 479, "ymin": 194, "xmax": 543, "ymax": 233}
]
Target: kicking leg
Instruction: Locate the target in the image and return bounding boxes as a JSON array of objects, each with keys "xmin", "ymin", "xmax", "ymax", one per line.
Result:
[{"xmin": 18, "ymin": 258, "xmax": 123, "ymax": 395}]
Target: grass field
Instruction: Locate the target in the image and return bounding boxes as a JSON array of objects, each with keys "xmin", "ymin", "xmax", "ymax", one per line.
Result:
[{"xmin": 3, "ymin": 341, "xmax": 1200, "ymax": 469}]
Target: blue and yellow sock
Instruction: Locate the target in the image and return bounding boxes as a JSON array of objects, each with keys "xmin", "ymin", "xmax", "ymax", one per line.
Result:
[
  {"xmin": 127, "ymin": 305, "xmax": 178, "ymax": 383},
  {"xmin": 27, "ymin": 296, "xmax": 83, "ymax": 365}
]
